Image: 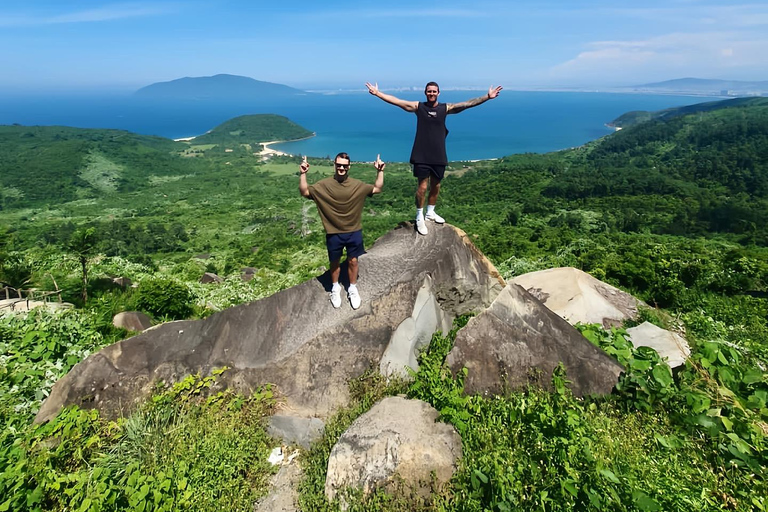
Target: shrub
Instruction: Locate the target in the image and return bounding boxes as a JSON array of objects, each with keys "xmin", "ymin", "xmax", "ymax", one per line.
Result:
[{"xmin": 133, "ymin": 278, "xmax": 194, "ymax": 320}]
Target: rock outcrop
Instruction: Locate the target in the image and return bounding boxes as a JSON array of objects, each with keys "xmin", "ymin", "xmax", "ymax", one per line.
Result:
[
  {"xmin": 446, "ymin": 283, "xmax": 624, "ymax": 397},
  {"xmin": 512, "ymin": 267, "xmax": 639, "ymax": 328},
  {"xmin": 36, "ymin": 223, "xmax": 504, "ymax": 424},
  {"xmin": 325, "ymin": 397, "xmax": 461, "ymax": 503},
  {"xmin": 626, "ymin": 321, "xmax": 691, "ymax": 368}
]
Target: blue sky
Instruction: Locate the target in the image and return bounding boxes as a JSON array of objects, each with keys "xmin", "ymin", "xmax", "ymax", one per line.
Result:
[{"xmin": 1, "ymin": 0, "xmax": 767, "ymax": 92}]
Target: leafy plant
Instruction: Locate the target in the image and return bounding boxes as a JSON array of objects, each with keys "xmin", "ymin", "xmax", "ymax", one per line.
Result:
[{"xmin": 132, "ymin": 277, "xmax": 194, "ymax": 320}]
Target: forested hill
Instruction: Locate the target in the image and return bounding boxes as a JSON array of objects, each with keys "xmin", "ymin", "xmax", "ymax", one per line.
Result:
[
  {"xmin": 0, "ymin": 126, "xmax": 202, "ymax": 208},
  {"xmin": 191, "ymin": 114, "xmax": 314, "ymax": 145},
  {"xmin": 609, "ymin": 96, "xmax": 768, "ymax": 128},
  {"xmin": 0, "ymin": 113, "xmax": 314, "ymax": 210},
  {"xmin": 541, "ymin": 97, "xmax": 768, "ymax": 240}
]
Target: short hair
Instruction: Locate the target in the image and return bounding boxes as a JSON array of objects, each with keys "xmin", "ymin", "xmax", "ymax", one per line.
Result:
[
  {"xmin": 424, "ymin": 82, "xmax": 440, "ymax": 93},
  {"xmin": 335, "ymin": 152, "xmax": 350, "ymax": 162}
]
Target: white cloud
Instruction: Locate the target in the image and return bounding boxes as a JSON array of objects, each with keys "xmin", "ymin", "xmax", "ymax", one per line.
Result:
[
  {"xmin": 0, "ymin": 3, "xmax": 173, "ymax": 27},
  {"xmin": 549, "ymin": 31, "xmax": 768, "ymax": 83}
]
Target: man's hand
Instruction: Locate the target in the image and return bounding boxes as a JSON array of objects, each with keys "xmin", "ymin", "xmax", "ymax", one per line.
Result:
[
  {"xmin": 372, "ymin": 154, "xmax": 385, "ymax": 194},
  {"xmin": 488, "ymin": 85, "xmax": 503, "ymax": 99},
  {"xmin": 300, "ymin": 155, "xmax": 310, "ymax": 174},
  {"xmin": 365, "ymin": 82, "xmax": 380, "ymax": 97}
]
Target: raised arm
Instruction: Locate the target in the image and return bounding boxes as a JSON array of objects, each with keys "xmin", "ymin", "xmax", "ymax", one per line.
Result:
[
  {"xmin": 372, "ymin": 154, "xmax": 385, "ymax": 194},
  {"xmin": 366, "ymin": 82, "xmax": 418, "ymax": 112},
  {"xmin": 446, "ymin": 85, "xmax": 503, "ymax": 114},
  {"xmin": 298, "ymin": 156, "xmax": 311, "ymax": 198}
]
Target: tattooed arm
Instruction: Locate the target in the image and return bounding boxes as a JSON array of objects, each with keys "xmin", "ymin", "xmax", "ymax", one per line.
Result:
[{"xmin": 447, "ymin": 85, "xmax": 503, "ymax": 114}]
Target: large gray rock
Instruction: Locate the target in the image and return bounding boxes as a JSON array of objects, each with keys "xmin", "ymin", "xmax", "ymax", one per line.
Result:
[
  {"xmin": 112, "ymin": 311, "xmax": 153, "ymax": 332},
  {"xmin": 254, "ymin": 463, "xmax": 302, "ymax": 512},
  {"xmin": 512, "ymin": 267, "xmax": 639, "ymax": 328},
  {"xmin": 626, "ymin": 321, "xmax": 690, "ymax": 368},
  {"xmin": 36, "ymin": 223, "xmax": 504, "ymax": 424},
  {"xmin": 325, "ymin": 397, "xmax": 461, "ymax": 503},
  {"xmin": 447, "ymin": 283, "xmax": 623, "ymax": 397},
  {"xmin": 268, "ymin": 415, "xmax": 325, "ymax": 449}
]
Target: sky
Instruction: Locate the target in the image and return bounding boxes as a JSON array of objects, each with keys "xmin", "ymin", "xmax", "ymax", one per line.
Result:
[{"xmin": 1, "ymin": 0, "xmax": 767, "ymax": 92}]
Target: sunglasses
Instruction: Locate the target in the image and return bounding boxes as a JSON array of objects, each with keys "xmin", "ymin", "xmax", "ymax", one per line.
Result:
[{"xmin": 335, "ymin": 163, "xmax": 349, "ymax": 169}]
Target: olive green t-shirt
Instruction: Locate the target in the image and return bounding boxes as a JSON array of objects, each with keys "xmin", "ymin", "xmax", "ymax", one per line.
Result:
[{"xmin": 308, "ymin": 177, "xmax": 375, "ymax": 234}]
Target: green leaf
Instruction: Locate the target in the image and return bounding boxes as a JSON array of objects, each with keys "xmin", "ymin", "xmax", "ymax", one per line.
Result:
[
  {"xmin": 743, "ymin": 369, "xmax": 763, "ymax": 385},
  {"xmin": 651, "ymin": 364, "xmax": 673, "ymax": 387},
  {"xmin": 632, "ymin": 491, "xmax": 662, "ymax": 511},
  {"xmin": 599, "ymin": 469, "xmax": 620, "ymax": 483},
  {"xmin": 562, "ymin": 480, "xmax": 578, "ymax": 497}
]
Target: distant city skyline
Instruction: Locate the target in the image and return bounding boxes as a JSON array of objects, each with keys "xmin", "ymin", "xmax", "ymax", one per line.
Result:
[{"xmin": 1, "ymin": 0, "xmax": 767, "ymax": 93}]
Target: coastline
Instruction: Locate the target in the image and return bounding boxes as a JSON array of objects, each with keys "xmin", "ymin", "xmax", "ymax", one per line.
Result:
[
  {"xmin": 261, "ymin": 132, "xmax": 316, "ymax": 158},
  {"xmin": 173, "ymin": 132, "xmax": 316, "ymax": 158}
]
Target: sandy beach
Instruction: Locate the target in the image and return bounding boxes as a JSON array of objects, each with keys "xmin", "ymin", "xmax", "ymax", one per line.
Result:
[{"xmin": 258, "ymin": 141, "xmax": 291, "ymax": 158}]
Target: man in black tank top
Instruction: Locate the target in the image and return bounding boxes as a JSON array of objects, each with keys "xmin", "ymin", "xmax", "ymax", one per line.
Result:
[{"xmin": 366, "ymin": 81, "xmax": 502, "ymax": 235}]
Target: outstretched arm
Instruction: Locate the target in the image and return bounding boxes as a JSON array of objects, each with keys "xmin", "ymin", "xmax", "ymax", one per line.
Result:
[
  {"xmin": 298, "ymin": 156, "xmax": 311, "ymax": 198},
  {"xmin": 372, "ymin": 154, "xmax": 385, "ymax": 194},
  {"xmin": 366, "ymin": 82, "xmax": 418, "ymax": 112},
  {"xmin": 447, "ymin": 85, "xmax": 503, "ymax": 114}
]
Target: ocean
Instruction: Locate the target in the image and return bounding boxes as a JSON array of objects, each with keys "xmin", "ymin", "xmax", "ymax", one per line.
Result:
[{"xmin": 0, "ymin": 90, "xmax": 706, "ymax": 162}]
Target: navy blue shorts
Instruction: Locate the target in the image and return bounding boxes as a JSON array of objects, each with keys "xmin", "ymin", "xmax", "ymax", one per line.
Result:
[
  {"xmin": 326, "ymin": 230, "xmax": 365, "ymax": 262},
  {"xmin": 413, "ymin": 164, "xmax": 446, "ymax": 181}
]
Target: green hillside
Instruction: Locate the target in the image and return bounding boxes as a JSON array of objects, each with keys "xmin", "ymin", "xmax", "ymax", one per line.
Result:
[
  {"xmin": 2, "ymin": 99, "xmax": 768, "ymax": 510},
  {"xmin": 610, "ymin": 96, "xmax": 768, "ymax": 128},
  {"xmin": 190, "ymin": 114, "xmax": 314, "ymax": 145},
  {"xmin": 0, "ymin": 125, "xmax": 209, "ymax": 209}
]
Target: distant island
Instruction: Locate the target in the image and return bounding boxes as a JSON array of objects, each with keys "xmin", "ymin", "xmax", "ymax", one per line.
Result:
[
  {"xmin": 134, "ymin": 74, "xmax": 311, "ymax": 100},
  {"xmin": 189, "ymin": 114, "xmax": 313, "ymax": 145}
]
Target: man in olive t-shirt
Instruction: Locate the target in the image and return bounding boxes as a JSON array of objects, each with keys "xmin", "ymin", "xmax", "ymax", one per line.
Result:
[{"xmin": 299, "ymin": 152, "xmax": 385, "ymax": 309}]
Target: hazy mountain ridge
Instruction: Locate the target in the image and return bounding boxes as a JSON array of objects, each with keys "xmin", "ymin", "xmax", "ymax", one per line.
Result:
[{"xmin": 629, "ymin": 77, "xmax": 768, "ymax": 95}]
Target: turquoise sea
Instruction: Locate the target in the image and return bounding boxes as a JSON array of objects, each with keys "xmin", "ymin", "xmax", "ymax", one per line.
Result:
[{"xmin": 0, "ymin": 90, "xmax": 707, "ymax": 162}]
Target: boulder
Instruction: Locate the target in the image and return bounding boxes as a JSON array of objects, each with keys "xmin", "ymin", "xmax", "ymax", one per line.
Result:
[
  {"xmin": 267, "ymin": 415, "xmax": 325, "ymax": 449},
  {"xmin": 200, "ymin": 272, "xmax": 223, "ymax": 284},
  {"xmin": 241, "ymin": 267, "xmax": 258, "ymax": 282},
  {"xmin": 512, "ymin": 267, "xmax": 639, "ymax": 328},
  {"xmin": 446, "ymin": 283, "xmax": 623, "ymax": 397},
  {"xmin": 36, "ymin": 223, "xmax": 504, "ymax": 424},
  {"xmin": 325, "ymin": 397, "xmax": 461, "ymax": 503},
  {"xmin": 255, "ymin": 463, "xmax": 302, "ymax": 512},
  {"xmin": 112, "ymin": 311, "xmax": 153, "ymax": 332},
  {"xmin": 626, "ymin": 321, "xmax": 690, "ymax": 368},
  {"xmin": 111, "ymin": 277, "xmax": 133, "ymax": 288}
]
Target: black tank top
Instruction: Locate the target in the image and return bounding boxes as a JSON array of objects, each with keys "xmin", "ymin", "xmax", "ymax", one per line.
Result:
[{"xmin": 409, "ymin": 102, "xmax": 448, "ymax": 165}]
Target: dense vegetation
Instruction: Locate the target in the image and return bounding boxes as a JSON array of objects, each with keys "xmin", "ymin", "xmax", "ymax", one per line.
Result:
[{"xmin": 1, "ymin": 97, "xmax": 768, "ymax": 510}]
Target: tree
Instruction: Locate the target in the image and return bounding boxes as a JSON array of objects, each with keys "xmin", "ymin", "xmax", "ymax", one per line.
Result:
[{"xmin": 67, "ymin": 227, "xmax": 98, "ymax": 304}]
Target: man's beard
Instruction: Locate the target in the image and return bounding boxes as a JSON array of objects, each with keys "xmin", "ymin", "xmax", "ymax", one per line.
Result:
[{"xmin": 334, "ymin": 173, "xmax": 348, "ymax": 183}]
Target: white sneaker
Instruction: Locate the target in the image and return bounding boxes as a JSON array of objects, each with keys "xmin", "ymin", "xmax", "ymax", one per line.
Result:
[
  {"xmin": 416, "ymin": 219, "xmax": 428, "ymax": 235},
  {"xmin": 330, "ymin": 285, "xmax": 342, "ymax": 308},
  {"xmin": 348, "ymin": 286, "xmax": 361, "ymax": 310},
  {"xmin": 425, "ymin": 211, "xmax": 445, "ymax": 224}
]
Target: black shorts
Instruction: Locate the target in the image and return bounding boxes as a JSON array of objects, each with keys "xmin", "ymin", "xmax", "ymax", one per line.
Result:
[
  {"xmin": 412, "ymin": 164, "xmax": 445, "ymax": 181},
  {"xmin": 326, "ymin": 230, "xmax": 365, "ymax": 262}
]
